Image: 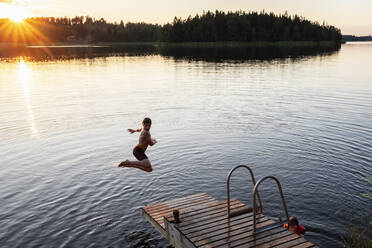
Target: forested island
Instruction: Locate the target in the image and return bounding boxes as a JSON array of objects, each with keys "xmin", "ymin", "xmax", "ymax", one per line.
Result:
[{"xmin": 0, "ymin": 10, "xmax": 342, "ymax": 45}]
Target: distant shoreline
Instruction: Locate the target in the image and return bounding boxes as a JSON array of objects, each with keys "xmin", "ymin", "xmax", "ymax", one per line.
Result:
[
  {"xmin": 0, "ymin": 42, "xmax": 155, "ymax": 48},
  {"xmin": 155, "ymin": 41, "xmax": 340, "ymax": 48},
  {"xmin": 0, "ymin": 41, "xmax": 342, "ymax": 49}
]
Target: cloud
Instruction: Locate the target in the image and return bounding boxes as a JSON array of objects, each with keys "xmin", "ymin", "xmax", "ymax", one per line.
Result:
[{"xmin": 0, "ymin": 0, "xmax": 13, "ymax": 3}]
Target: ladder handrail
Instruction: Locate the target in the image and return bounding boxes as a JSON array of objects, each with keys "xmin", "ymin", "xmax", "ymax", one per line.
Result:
[
  {"xmin": 227, "ymin": 165, "xmax": 263, "ymax": 217},
  {"xmin": 252, "ymin": 176, "xmax": 289, "ymax": 233}
]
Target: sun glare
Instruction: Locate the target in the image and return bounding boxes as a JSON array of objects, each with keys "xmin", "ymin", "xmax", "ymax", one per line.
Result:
[
  {"xmin": 5, "ymin": 5, "xmax": 31, "ymax": 23},
  {"xmin": 19, "ymin": 58, "xmax": 39, "ymax": 138},
  {"xmin": 0, "ymin": 5, "xmax": 51, "ymax": 45},
  {"xmin": 10, "ymin": 16, "xmax": 25, "ymax": 23}
]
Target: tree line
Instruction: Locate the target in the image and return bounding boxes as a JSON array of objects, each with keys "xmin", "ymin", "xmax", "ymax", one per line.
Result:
[
  {"xmin": 0, "ymin": 16, "xmax": 159, "ymax": 43},
  {"xmin": 162, "ymin": 10, "xmax": 341, "ymax": 43},
  {"xmin": 0, "ymin": 10, "xmax": 342, "ymax": 44}
]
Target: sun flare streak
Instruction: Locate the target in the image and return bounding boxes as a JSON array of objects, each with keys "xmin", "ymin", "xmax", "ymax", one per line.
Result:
[
  {"xmin": 19, "ymin": 59, "xmax": 39, "ymax": 138},
  {"xmin": 1, "ymin": 4, "xmax": 31, "ymax": 23}
]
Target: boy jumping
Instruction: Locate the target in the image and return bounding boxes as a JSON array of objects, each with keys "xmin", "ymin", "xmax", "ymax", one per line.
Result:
[{"xmin": 118, "ymin": 117, "xmax": 156, "ymax": 172}]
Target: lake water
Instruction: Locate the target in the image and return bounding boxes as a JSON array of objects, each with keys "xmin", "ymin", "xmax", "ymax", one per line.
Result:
[{"xmin": 0, "ymin": 43, "xmax": 371, "ymax": 247}]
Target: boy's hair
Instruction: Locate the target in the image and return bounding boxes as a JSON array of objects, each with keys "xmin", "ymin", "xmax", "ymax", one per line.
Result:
[
  {"xmin": 288, "ymin": 217, "xmax": 299, "ymax": 226},
  {"xmin": 143, "ymin": 117, "xmax": 152, "ymax": 125}
]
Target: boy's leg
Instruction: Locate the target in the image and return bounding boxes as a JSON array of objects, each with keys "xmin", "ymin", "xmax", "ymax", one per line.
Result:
[{"xmin": 118, "ymin": 159, "xmax": 152, "ymax": 172}]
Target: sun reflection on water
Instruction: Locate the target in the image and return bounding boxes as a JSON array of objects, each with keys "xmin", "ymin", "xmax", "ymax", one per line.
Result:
[{"xmin": 19, "ymin": 58, "xmax": 39, "ymax": 138}]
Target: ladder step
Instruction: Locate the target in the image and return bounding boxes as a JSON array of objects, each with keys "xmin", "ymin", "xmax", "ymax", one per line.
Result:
[{"xmin": 254, "ymin": 221, "xmax": 286, "ymax": 234}]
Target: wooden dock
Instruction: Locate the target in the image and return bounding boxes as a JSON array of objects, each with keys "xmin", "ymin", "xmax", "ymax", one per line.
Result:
[{"xmin": 142, "ymin": 193, "xmax": 316, "ymax": 248}]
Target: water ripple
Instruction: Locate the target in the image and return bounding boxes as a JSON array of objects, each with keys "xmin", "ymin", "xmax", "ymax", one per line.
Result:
[{"xmin": 1, "ymin": 44, "xmax": 372, "ymax": 248}]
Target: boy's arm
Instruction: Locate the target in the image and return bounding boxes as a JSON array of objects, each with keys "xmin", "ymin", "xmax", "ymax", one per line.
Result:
[
  {"xmin": 147, "ymin": 133, "xmax": 157, "ymax": 146},
  {"xmin": 128, "ymin": 128, "xmax": 142, "ymax": 134}
]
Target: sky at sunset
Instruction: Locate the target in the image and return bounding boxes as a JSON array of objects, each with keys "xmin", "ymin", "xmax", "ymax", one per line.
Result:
[{"xmin": 0, "ymin": 0, "xmax": 371, "ymax": 35}]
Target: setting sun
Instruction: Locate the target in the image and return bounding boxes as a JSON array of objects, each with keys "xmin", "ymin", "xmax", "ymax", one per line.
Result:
[
  {"xmin": 3, "ymin": 5, "xmax": 31, "ymax": 23},
  {"xmin": 10, "ymin": 15, "xmax": 25, "ymax": 23}
]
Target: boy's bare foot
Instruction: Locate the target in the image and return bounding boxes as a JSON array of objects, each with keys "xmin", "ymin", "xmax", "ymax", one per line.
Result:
[{"xmin": 118, "ymin": 160, "xmax": 129, "ymax": 167}]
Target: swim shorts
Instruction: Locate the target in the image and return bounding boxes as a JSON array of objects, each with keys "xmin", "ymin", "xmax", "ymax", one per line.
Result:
[{"xmin": 133, "ymin": 146, "xmax": 148, "ymax": 161}]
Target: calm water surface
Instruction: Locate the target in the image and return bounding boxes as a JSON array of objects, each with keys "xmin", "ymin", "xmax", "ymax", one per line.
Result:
[{"xmin": 0, "ymin": 43, "xmax": 371, "ymax": 247}]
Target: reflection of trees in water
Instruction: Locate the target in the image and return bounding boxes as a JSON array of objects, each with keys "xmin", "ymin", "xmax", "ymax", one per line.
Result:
[
  {"xmin": 0, "ymin": 45, "xmax": 157, "ymax": 62},
  {"xmin": 158, "ymin": 45, "xmax": 341, "ymax": 62},
  {"xmin": 0, "ymin": 44, "xmax": 340, "ymax": 62}
]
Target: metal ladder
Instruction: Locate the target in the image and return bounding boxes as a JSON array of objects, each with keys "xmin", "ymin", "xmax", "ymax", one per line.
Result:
[
  {"xmin": 226, "ymin": 166, "xmax": 290, "ymax": 234},
  {"xmin": 252, "ymin": 176, "xmax": 290, "ymax": 234},
  {"xmin": 226, "ymin": 165, "xmax": 263, "ymax": 218}
]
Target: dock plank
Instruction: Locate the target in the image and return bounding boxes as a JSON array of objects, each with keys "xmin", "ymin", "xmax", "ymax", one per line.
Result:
[
  {"xmin": 289, "ymin": 242, "xmax": 316, "ymax": 248},
  {"xmin": 144, "ymin": 193, "xmax": 211, "ymax": 212},
  {"xmin": 233, "ymin": 229, "xmax": 298, "ymax": 248},
  {"xmin": 272, "ymin": 237, "xmax": 310, "ymax": 248},
  {"xmin": 206, "ymin": 226, "xmax": 286, "ymax": 247},
  {"xmin": 178, "ymin": 205, "xmax": 253, "ymax": 237},
  {"xmin": 153, "ymin": 199, "xmax": 222, "ymax": 228},
  {"xmin": 195, "ymin": 220, "xmax": 276, "ymax": 248},
  {"xmin": 191, "ymin": 218, "xmax": 274, "ymax": 247},
  {"xmin": 185, "ymin": 214, "xmax": 266, "ymax": 239},
  {"xmin": 165, "ymin": 200, "xmax": 246, "ymax": 228},
  {"xmin": 148, "ymin": 197, "xmax": 218, "ymax": 219},
  {"xmin": 183, "ymin": 212, "xmax": 257, "ymax": 235},
  {"xmin": 152, "ymin": 199, "xmax": 242, "ymax": 228},
  {"xmin": 143, "ymin": 193, "xmax": 218, "ymax": 228}
]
